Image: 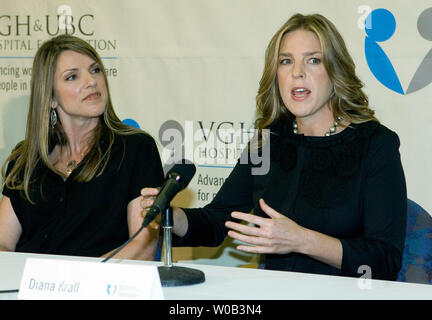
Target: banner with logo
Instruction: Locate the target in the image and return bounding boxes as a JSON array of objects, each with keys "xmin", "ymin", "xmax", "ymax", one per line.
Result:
[{"xmin": 1, "ymin": 0, "xmax": 431, "ymax": 266}]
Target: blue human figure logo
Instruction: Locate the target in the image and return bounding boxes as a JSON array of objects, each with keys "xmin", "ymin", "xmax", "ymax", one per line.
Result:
[
  {"xmin": 364, "ymin": 9, "xmax": 405, "ymax": 95},
  {"xmin": 406, "ymin": 8, "xmax": 432, "ymax": 94}
]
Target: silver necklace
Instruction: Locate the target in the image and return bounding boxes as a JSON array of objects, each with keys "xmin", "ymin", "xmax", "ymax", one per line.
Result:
[{"xmin": 293, "ymin": 117, "xmax": 342, "ymax": 136}]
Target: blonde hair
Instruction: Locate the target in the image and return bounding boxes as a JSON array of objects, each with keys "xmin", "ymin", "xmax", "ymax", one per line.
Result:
[
  {"xmin": 2, "ymin": 34, "xmax": 142, "ymax": 203},
  {"xmin": 255, "ymin": 13, "xmax": 377, "ymax": 131}
]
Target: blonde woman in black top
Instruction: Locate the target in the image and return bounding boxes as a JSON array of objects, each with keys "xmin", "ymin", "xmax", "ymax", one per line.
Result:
[
  {"xmin": 141, "ymin": 13, "xmax": 407, "ymax": 280},
  {"xmin": 0, "ymin": 35, "xmax": 164, "ymax": 259}
]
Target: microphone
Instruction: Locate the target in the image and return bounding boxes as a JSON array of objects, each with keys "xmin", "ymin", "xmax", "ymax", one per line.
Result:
[
  {"xmin": 142, "ymin": 160, "xmax": 196, "ymax": 228},
  {"xmin": 101, "ymin": 160, "xmax": 196, "ymax": 263}
]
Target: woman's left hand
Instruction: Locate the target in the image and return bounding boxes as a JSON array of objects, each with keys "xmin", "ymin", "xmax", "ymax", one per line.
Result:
[{"xmin": 225, "ymin": 198, "xmax": 307, "ymax": 254}]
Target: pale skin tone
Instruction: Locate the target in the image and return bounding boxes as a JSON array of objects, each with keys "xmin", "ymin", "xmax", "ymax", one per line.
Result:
[
  {"xmin": 0, "ymin": 50, "xmax": 158, "ymax": 260},
  {"xmin": 140, "ymin": 29, "xmax": 346, "ymax": 269}
]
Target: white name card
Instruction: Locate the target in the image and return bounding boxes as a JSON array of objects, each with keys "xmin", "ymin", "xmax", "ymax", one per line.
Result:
[{"xmin": 18, "ymin": 258, "xmax": 164, "ymax": 300}]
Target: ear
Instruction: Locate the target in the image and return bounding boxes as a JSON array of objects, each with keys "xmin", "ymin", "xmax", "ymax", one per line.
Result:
[{"xmin": 51, "ymin": 99, "xmax": 58, "ymax": 109}]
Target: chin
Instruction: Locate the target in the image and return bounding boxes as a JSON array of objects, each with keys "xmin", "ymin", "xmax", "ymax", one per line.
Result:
[
  {"xmin": 286, "ymin": 104, "xmax": 315, "ymax": 118},
  {"xmin": 87, "ymin": 104, "xmax": 106, "ymax": 116}
]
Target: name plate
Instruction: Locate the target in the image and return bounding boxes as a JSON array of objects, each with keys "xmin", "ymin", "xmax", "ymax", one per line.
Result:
[{"xmin": 18, "ymin": 258, "xmax": 164, "ymax": 300}]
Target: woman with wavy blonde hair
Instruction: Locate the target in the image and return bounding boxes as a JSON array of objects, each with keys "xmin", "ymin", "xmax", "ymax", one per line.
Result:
[
  {"xmin": 0, "ymin": 35, "xmax": 164, "ymax": 259},
  {"xmin": 255, "ymin": 13, "xmax": 377, "ymax": 132},
  {"xmin": 141, "ymin": 13, "xmax": 407, "ymax": 280}
]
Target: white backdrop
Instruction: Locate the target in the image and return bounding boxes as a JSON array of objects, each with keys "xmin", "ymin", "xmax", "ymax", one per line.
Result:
[{"xmin": 1, "ymin": 0, "xmax": 431, "ymax": 265}]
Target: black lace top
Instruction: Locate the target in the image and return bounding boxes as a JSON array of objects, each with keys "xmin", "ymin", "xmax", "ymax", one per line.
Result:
[
  {"xmin": 269, "ymin": 119, "xmax": 382, "ymax": 208},
  {"xmin": 175, "ymin": 120, "xmax": 407, "ymax": 280}
]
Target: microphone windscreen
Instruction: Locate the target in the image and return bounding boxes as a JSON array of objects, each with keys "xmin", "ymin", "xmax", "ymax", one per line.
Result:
[{"xmin": 166, "ymin": 160, "xmax": 196, "ymax": 189}]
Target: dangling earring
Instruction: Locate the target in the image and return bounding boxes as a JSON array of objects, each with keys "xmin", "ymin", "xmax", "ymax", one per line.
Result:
[{"xmin": 50, "ymin": 108, "xmax": 57, "ymax": 128}]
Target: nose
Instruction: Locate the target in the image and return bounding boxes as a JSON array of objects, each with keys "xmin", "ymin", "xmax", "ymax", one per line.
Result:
[
  {"xmin": 292, "ymin": 62, "xmax": 305, "ymax": 79},
  {"xmin": 84, "ymin": 71, "xmax": 97, "ymax": 88}
]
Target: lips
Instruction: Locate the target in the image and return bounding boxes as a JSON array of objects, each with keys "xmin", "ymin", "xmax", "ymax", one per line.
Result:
[
  {"xmin": 291, "ymin": 87, "xmax": 311, "ymax": 101},
  {"xmin": 82, "ymin": 92, "xmax": 101, "ymax": 101}
]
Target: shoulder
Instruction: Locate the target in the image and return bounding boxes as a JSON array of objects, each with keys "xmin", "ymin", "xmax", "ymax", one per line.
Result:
[
  {"xmin": 358, "ymin": 122, "xmax": 400, "ymax": 154},
  {"xmin": 114, "ymin": 131, "xmax": 159, "ymax": 151},
  {"xmin": 372, "ymin": 123, "xmax": 400, "ymax": 146},
  {"xmin": 353, "ymin": 122, "xmax": 401, "ymax": 168},
  {"xmin": 102, "ymin": 131, "xmax": 160, "ymax": 171}
]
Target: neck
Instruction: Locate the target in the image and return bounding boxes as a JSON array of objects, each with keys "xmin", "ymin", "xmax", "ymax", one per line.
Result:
[
  {"xmin": 295, "ymin": 117, "xmax": 335, "ymax": 136},
  {"xmin": 59, "ymin": 121, "xmax": 99, "ymax": 163},
  {"xmin": 293, "ymin": 104, "xmax": 339, "ymax": 136},
  {"xmin": 62, "ymin": 119, "xmax": 99, "ymax": 157}
]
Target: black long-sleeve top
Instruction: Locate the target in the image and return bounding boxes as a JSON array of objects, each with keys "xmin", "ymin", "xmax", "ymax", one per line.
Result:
[{"xmin": 174, "ymin": 120, "xmax": 407, "ymax": 280}]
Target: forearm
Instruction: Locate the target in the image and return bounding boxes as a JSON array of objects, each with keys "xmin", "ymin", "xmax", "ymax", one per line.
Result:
[
  {"xmin": 172, "ymin": 207, "xmax": 188, "ymax": 237},
  {"xmin": 299, "ymin": 227, "xmax": 343, "ymax": 269},
  {"xmin": 227, "ymin": 200, "xmax": 343, "ymax": 269},
  {"xmin": 101, "ymin": 229, "xmax": 159, "ymax": 261},
  {"xmin": 172, "ymin": 207, "xmax": 230, "ymax": 247},
  {"xmin": 0, "ymin": 245, "xmax": 12, "ymax": 252}
]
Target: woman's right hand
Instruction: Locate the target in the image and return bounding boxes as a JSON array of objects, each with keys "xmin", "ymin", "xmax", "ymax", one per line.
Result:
[
  {"xmin": 140, "ymin": 187, "xmax": 160, "ymax": 216},
  {"xmin": 141, "ymin": 187, "xmax": 189, "ymax": 237}
]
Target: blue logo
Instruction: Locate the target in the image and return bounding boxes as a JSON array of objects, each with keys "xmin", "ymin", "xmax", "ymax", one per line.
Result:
[
  {"xmin": 364, "ymin": 8, "xmax": 432, "ymax": 95},
  {"xmin": 122, "ymin": 118, "xmax": 140, "ymax": 128},
  {"xmin": 106, "ymin": 284, "xmax": 117, "ymax": 296}
]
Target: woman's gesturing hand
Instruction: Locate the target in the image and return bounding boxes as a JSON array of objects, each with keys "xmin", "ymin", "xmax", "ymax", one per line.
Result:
[{"xmin": 225, "ymin": 198, "xmax": 308, "ymax": 254}]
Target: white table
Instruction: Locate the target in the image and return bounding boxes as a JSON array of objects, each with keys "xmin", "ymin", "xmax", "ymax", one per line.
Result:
[{"xmin": 0, "ymin": 251, "xmax": 431, "ymax": 300}]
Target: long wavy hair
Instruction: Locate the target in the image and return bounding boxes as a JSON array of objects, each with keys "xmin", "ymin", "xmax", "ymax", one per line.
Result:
[
  {"xmin": 2, "ymin": 34, "xmax": 142, "ymax": 203},
  {"xmin": 255, "ymin": 13, "xmax": 378, "ymax": 133}
]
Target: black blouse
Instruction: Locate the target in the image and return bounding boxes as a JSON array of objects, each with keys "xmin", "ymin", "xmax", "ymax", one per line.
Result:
[
  {"xmin": 2, "ymin": 132, "xmax": 164, "ymax": 257},
  {"xmin": 174, "ymin": 121, "xmax": 407, "ymax": 280}
]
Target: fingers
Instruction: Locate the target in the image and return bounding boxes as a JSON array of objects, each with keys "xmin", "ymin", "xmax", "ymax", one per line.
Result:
[
  {"xmin": 230, "ymin": 211, "xmax": 267, "ymax": 226},
  {"xmin": 228, "ymin": 230, "xmax": 267, "ymax": 246},
  {"xmin": 228, "ymin": 199, "xmax": 282, "ymax": 226},
  {"xmin": 141, "ymin": 198, "xmax": 154, "ymax": 214},
  {"xmin": 227, "ymin": 230, "xmax": 272, "ymax": 254},
  {"xmin": 140, "ymin": 187, "xmax": 159, "ymax": 197},
  {"xmin": 148, "ymin": 219, "xmax": 161, "ymax": 230},
  {"xmin": 226, "ymin": 213, "xmax": 271, "ymax": 253},
  {"xmin": 226, "ymin": 220, "xmax": 261, "ymax": 237},
  {"xmin": 140, "ymin": 187, "xmax": 160, "ymax": 217},
  {"xmin": 236, "ymin": 245, "xmax": 264, "ymax": 253},
  {"xmin": 259, "ymin": 198, "xmax": 283, "ymax": 219},
  {"xmin": 225, "ymin": 199, "xmax": 290, "ymax": 254}
]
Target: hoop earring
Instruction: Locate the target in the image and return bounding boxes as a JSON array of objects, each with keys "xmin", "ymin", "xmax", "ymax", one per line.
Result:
[{"xmin": 50, "ymin": 108, "xmax": 57, "ymax": 128}]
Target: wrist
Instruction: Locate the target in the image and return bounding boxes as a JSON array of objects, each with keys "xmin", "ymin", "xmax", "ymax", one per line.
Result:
[
  {"xmin": 296, "ymin": 226, "xmax": 313, "ymax": 255},
  {"xmin": 294, "ymin": 227, "xmax": 343, "ymax": 269}
]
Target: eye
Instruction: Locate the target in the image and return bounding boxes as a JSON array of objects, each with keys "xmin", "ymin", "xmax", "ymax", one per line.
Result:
[
  {"xmin": 308, "ymin": 57, "xmax": 321, "ymax": 64},
  {"xmin": 279, "ymin": 58, "xmax": 292, "ymax": 65},
  {"xmin": 65, "ymin": 74, "xmax": 76, "ymax": 81},
  {"xmin": 91, "ymin": 66, "xmax": 102, "ymax": 74}
]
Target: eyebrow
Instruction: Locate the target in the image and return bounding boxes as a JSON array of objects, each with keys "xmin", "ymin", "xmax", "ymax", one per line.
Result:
[
  {"xmin": 279, "ymin": 51, "xmax": 322, "ymax": 57},
  {"xmin": 61, "ymin": 62, "xmax": 99, "ymax": 75}
]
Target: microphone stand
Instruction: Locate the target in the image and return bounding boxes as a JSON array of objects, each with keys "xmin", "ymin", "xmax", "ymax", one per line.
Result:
[{"xmin": 158, "ymin": 207, "xmax": 206, "ymax": 287}]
